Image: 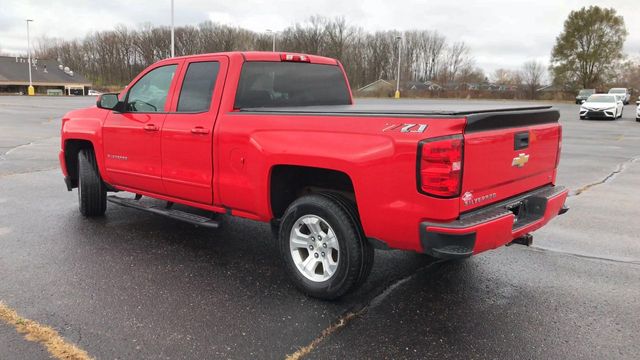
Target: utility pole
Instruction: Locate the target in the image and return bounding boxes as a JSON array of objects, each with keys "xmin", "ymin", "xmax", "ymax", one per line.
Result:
[
  {"xmin": 395, "ymin": 36, "xmax": 402, "ymax": 99},
  {"xmin": 267, "ymin": 29, "xmax": 276, "ymax": 52},
  {"xmin": 170, "ymin": 0, "xmax": 175, "ymax": 57},
  {"xmin": 26, "ymin": 19, "xmax": 34, "ymax": 96}
]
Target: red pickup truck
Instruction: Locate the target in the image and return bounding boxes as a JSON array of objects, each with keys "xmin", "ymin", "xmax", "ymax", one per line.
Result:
[{"xmin": 60, "ymin": 52, "xmax": 568, "ymax": 299}]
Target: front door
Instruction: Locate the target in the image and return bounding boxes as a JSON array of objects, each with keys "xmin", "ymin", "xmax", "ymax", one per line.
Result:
[
  {"xmin": 103, "ymin": 63, "xmax": 180, "ymax": 194},
  {"xmin": 160, "ymin": 56, "xmax": 228, "ymax": 204}
]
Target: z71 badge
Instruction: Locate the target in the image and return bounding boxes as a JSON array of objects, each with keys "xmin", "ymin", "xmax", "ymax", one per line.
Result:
[{"xmin": 382, "ymin": 123, "xmax": 427, "ymax": 133}]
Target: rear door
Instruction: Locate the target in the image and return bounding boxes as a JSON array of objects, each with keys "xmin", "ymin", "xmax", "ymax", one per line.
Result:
[
  {"xmin": 103, "ymin": 62, "xmax": 180, "ymax": 194},
  {"xmin": 460, "ymin": 109, "xmax": 561, "ymax": 211},
  {"xmin": 160, "ymin": 55, "xmax": 228, "ymax": 204}
]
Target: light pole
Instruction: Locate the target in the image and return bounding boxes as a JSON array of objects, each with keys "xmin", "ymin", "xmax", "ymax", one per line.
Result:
[
  {"xmin": 395, "ymin": 36, "xmax": 402, "ymax": 99},
  {"xmin": 26, "ymin": 19, "xmax": 34, "ymax": 96},
  {"xmin": 266, "ymin": 29, "xmax": 276, "ymax": 52},
  {"xmin": 170, "ymin": 0, "xmax": 175, "ymax": 57}
]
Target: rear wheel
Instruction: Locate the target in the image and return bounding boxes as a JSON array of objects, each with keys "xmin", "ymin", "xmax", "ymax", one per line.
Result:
[
  {"xmin": 78, "ymin": 148, "xmax": 107, "ymax": 217},
  {"xmin": 278, "ymin": 194, "xmax": 373, "ymax": 300}
]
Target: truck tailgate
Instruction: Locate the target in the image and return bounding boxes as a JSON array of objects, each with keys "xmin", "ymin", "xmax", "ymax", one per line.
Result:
[{"xmin": 460, "ymin": 109, "xmax": 561, "ymax": 212}]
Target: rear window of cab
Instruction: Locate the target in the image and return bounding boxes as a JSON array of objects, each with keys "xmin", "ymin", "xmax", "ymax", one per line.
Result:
[{"xmin": 234, "ymin": 62, "xmax": 351, "ymax": 108}]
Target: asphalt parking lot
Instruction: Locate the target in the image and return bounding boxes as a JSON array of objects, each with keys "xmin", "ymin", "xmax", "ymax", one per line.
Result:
[{"xmin": 1, "ymin": 96, "xmax": 639, "ymax": 359}]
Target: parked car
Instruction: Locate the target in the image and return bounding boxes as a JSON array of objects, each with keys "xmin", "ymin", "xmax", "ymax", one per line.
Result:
[
  {"xmin": 580, "ymin": 94, "xmax": 624, "ymax": 120},
  {"xmin": 59, "ymin": 51, "xmax": 568, "ymax": 299},
  {"xmin": 87, "ymin": 89, "xmax": 102, "ymax": 96},
  {"xmin": 608, "ymin": 88, "xmax": 631, "ymax": 105},
  {"xmin": 636, "ymin": 97, "xmax": 640, "ymax": 122},
  {"xmin": 575, "ymin": 89, "xmax": 596, "ymax": 104}
]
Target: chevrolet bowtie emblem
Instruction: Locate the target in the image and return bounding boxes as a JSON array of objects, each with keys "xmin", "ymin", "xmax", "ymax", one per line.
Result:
[{"xmin": 512, "ymin": 153, "xmax": 530, "ymax": 167}]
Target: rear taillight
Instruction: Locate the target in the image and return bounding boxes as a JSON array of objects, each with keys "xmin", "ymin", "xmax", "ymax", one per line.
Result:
[
  {"xmin": 417, "ymin": 135, "xmax": 463, "ymax": 198},
  {"xmin": 555, "ymin": 125, "xmax": 562, "ymax": 168}
]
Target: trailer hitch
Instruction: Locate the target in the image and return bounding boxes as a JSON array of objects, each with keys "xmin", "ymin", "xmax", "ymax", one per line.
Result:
[{"xmin": 507, "ymin": 233, "xmax": 533, "ymax": 247}]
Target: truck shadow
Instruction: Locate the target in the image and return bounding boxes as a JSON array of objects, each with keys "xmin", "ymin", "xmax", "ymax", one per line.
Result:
[{"xmin": 50, "ymin": 203, "xmax": 435, "ymax": 358}]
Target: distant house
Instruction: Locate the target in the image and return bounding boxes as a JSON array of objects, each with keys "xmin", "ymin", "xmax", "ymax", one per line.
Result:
[
  {"xmin": 357, "ymin": 79, "xmax": 445, "ymax": 95},
  {"xmin": 480, "ymin": 83, "xmax": 500, "ymax": 91},
  {"xmin": 424, "ymin": 81, "xmax": 442, "ymax": 91},
  {"xmin": 465, "ymin": 83, "xmax": 481, "ymax": 90},
  {"xmin": 497, "ymin": 84, "xmax": 519, "ymax": 92},
  {"xmin": 0, "ymin": 56, "xmax": 92, "ymax": 95},
  {"xmin": 356, "ymin": 79, "xmax": 395, "ymax": 95},
  {"xmin": 404, "ymin": 81, "xmax": 429, "ymax": 91}
]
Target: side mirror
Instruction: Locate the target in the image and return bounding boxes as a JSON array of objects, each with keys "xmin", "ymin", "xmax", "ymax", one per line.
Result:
[{"xmin": 97, "ymin": 93, "xmax": 124, "ymax": 112}]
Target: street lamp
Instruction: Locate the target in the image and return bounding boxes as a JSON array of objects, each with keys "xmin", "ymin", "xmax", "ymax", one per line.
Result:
[
  {"xmin": 170, "ymin": 0, "xmax": 175, "ymax": 57},
  {"xmin": 26, "ymin": 19, "xmax": 34, "ymax": 96},
  {"xmin": 395, "ymin": 36, "xmax": 402, "ymax": 99},
  {"xmin": 266, "ymin": 29, "xmax": 276, "ymax": 52}
]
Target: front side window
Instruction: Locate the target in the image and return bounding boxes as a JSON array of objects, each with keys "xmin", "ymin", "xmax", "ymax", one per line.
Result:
[
  {"xmin": 177, "ymin": 61, "xmax": 220, "ymax": 112},
  {"xmin": 126, "ymin": 65, "xmax": 177, "ymax": 112}
]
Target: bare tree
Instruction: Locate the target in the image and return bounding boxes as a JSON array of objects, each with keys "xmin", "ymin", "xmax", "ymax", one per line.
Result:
[
  {"xmin": 439, "ymin": 42, "xmax": 472, "ymax": 84},
  {"xmin": 30, "ymin": 16, "xmax": 482, "ymax": 91},
  {"xmin": 521, "ymin": 61, "xmax": 546, "ymax": 99}
]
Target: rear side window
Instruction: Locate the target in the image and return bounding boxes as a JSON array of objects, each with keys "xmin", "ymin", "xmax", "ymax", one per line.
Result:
[
  {"xmin": 234, "ymin": 62, "xmax": 350, "ymax": 108},
  {"xmin": 177, "ymin": 61, "xmax": 220, "ymax": 112}
]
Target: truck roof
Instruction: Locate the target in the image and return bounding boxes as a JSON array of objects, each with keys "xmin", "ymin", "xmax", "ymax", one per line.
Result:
[{"xmin": 166, "ymin": 51, "xmax": 339, "ymax": 65}]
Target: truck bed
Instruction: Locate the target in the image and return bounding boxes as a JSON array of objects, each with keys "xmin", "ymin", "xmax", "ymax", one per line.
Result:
[{"xmin": 238, "ymin": 103, "xmax": 560, "ymax": 132}]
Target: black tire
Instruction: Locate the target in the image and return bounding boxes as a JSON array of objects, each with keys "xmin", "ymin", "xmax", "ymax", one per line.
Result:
[
  {"xmin": 580, "ymin": 116, "xmax": 586, "ymax": 120},
  {"xmin": 78, "ymin": 148, "xmax": 107, "ymax": 217},
  {"xmin": 318, "ymin": 192, "xmax": 374, "ymax": 288},
  {"xmin": 636, "ymin": 118, "xmax": 640, "ymax": 122},
  {"xmin": 278, "ymin": 194, "xmax": 373, "ymax": 300}
]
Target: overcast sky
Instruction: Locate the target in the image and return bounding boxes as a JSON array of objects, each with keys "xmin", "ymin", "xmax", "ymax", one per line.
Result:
[{"xmin": 1, "ymin": 0, "xmax": 638, "ymax": 76}]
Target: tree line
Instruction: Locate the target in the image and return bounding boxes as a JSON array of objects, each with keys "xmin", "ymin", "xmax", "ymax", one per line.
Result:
[
  {"xmin": 33, "ymin": 17, "xmax": 488, "ymax": 90},
  {"xmin": 22, "ymin": 7, "xmax": 640, "ymax": 96}
]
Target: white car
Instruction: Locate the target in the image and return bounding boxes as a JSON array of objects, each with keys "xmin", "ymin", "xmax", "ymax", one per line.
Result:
[
  {"xmin": 636, "ymin": 98, "xmax": 640, "ymax": 122},
  {"xmin": 87, "ymin": 89, "xmax": 102, "ymax": 96},
  {"xmin": 608, "ymin": 88, "xmax": 631, "ymax": 105},
  {"xmin": 580, "ymin": 94, "xmax": 624, "ymax": 120}
]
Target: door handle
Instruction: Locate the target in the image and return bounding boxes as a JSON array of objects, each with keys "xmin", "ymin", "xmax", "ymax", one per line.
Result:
[
  {"xmin": 191, "ymin": 127, "xmax": 210, "ymax": 134},
  {"xmin": 143, "ymin": 124, "xmax": 159, "ymax": 131}
]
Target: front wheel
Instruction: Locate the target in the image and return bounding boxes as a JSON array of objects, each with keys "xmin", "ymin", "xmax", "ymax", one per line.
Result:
[
  {"xmin": 278, "ymin": 194, "xmax": 373, "ymax": 300},
  {"xmin": 78, "ymin": 148, "xmax": 107, "ymax": 217}
]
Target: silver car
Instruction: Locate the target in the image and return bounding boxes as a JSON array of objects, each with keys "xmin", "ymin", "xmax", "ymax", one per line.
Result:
[{"xmin": 608, "ymin": 88, "xmax": 631, "ymax": 105}]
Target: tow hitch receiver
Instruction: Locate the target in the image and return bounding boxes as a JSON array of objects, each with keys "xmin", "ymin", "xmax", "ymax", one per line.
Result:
[{"xmin": 508, "ymin": 233, "xmax": 533, "ymax": 247}]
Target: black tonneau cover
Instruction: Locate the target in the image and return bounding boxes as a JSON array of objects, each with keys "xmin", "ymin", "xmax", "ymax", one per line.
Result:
[
  {"xmin": 238, "ymin": 103, "xmax": 560, "ymax": 132},
  {"xmin": 239, "ymin": 103, "xmax": 552, "ymax": 116}
]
